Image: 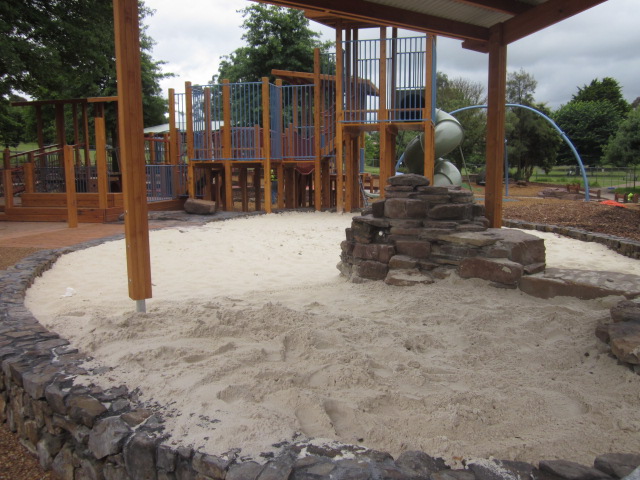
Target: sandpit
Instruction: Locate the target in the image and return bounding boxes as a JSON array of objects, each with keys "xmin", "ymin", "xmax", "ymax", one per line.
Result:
[{"xmin": 25, "ymin": 212, "xmax": 640, "ymax": 465}]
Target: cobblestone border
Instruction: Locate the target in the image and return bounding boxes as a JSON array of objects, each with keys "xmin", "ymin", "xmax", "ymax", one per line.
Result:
[
  {"xmin": 503, "ymin": 219, "xmax": 640, "ymax": 260},
  {"xmin": 1, "ymin": 224, "xmax": 639, "ymax": 479}
]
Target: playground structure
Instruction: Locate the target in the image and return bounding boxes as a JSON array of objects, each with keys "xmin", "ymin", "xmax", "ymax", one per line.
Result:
[
  {"xmin": 174, "ymin": 30, "xmax": 444, "ymax": 214},
  {"xmin": 1, "ymin": 29, "xmax": 453, "ymax": 222},
  {"xmin": 1, "ymin": 97, "xmax": 185, "ymax": 223}
]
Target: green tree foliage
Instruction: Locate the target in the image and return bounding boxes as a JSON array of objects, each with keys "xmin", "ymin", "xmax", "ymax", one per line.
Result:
[
  {"xmin": 554, "ymin": 77, "xmax": 629, "ymax": 165},
  {"xmin": 436, "ymin": 72, "xmax": 486, "ymax": 166},
  {"xmin": 0, "ymin": 0, "xmax": 170, "ymax": 146},
  {"xmin": 554, "ymin": 100, "xmax": 623, "ymax": 165},
  {"xmin": 214, "ymin": 5, "xmax": 329, "ymax": 84},
  {"xmin": 603, "ymin": 106, "xmax": 640, "ymax": 166},
  {"xmin": 505, "ymin": 69, "xmax": 560, "ymax": 180},
  {"xmin": 572, "ymin": 77, "xmax": 630, "ymax": 117}
]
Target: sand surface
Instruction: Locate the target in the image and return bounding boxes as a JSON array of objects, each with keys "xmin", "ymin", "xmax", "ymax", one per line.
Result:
[{"xmin": 25, "ymin": 212, "xmax": 640, "ymax": 464}]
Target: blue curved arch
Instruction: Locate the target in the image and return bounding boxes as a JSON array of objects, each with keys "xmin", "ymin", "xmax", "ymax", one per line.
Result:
[{"xmin": 449, "ymin": 104, "xmax": 590, "ymax": 201}]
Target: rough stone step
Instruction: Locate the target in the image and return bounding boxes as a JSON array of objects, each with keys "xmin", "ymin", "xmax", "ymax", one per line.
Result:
[
  {"xmin": 385, "ymin": 269, "xmax": 434, "ymax": 286},
  {"xmin": 519, "ymin": 268, "xmax": 640, "ymax": 300}
]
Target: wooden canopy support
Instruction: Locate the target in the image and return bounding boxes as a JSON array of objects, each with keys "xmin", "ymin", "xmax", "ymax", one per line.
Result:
[
  {"xmin": 484, "ymin": 25, "xmax": 507, "ymax": 228},
  {"xmin": 113, "ymin": 0, "xmax": 152, "ymax": 303}
]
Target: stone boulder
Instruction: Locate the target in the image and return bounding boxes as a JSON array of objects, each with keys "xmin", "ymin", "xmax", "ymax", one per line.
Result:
[{"xmin": 184, "ymin": 198, "xmax": 217, "ymax": 215}]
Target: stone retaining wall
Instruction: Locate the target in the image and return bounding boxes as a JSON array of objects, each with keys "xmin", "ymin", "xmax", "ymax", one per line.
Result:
[
  {"xmin": 503, "ymin": 219, "xmax": 640, "ymax": 260},
  {"xmin": 1, "ymin": 228, "xmax": 640, "ymax": 479}
]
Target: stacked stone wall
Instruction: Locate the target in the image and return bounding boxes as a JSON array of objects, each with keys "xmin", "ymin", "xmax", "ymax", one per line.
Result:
[{"xmin": 338, "ymin": 174, "xmax": 546, "ymax": 288}]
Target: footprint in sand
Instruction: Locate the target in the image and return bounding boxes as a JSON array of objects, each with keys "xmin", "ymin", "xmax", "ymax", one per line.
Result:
[{"xmin": 294, "ymin": 402, "xmax": 335, "ymax": 438}]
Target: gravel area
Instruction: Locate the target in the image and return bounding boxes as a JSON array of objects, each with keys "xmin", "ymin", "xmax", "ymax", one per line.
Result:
[{"xmin": 0, "ymin": 183, "xmax": 638, "ymax": 479}]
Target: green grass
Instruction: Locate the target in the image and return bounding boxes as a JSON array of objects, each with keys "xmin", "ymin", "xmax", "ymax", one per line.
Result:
[{"xmin": 614, "ymin": 186, "xmax": 640, "ymax": 194}]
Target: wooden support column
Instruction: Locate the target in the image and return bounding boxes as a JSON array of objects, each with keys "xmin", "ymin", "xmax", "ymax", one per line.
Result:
[
  {"xmin": 204, "ymin": 87, "xmax": 213, "ymax": 159},
  {"xmin": 3, "ymin": 148, "xmax": 13, "ymax": 210},
  {"xmin": 185, "ymin": 82, "xmax": 196, "ymax": 198},
  {"xmin": 485, "ymin": 25, "xmax": 507, "ymax": 228},
  {"xmin": 94, "ymin": 103, "xmax": 109, "ymax": 209},
  {"xmin": 24, "ymin": 154, "xmax": 34, "ymax": 193},
  {"xmin": 423, "ymin": 34, "xmax": 436, "ymax": 183},
  {"xmin": 113, "ymin": 0, "xmax": 152, "ymax": 303},
  {"xmin": 167, "ymin": 88, "xmax": 183, "ymax": 195},
  {"xmin": 222, "ymin": 79, "xmax": 233, "ymax": 210},
  {"xmin": 262, "ymin": 77, "xmax": 272, "ymax": 213},
  {"xmin": 63, "ymin": 145, "xmax": 78, "ymax": 228},
  {"xmin": 335, "ymin": 25, "xmax": 344, "ymax": 212},
  {"xmin": 378, "ymin": 27, "xmax": 388, "ymax": 198},
  {"xmin": 82, "ymin": 103, "xmax": 90, "ymax": 165},
  {"xmin": 239, "ymin": 167, "xmax": 248, "ymax": 211},
  {"xmin": 313, "ymin": 49, "xmax": 322, "ymax": 211},
  {"xmin": 72, "ymin": 104, "xmax": 82, "ymax": 165}
]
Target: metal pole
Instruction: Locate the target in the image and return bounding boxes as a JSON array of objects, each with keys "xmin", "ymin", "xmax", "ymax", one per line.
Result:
[{"xmin": 136, "ymin": 300, "xmax": 146, "ymax": 313}]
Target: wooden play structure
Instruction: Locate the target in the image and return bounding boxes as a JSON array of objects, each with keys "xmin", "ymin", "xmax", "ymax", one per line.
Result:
[
  {"xmin": 172, "ymin": 31, "xmax": 437, "ymax": 214},
  {"xmin": 1, "ymin": 97, "xmax": 185, "ymax": 224},
  {"xmin": 1, "ymin": 30, "xmax": 438, "ymax": 222}
]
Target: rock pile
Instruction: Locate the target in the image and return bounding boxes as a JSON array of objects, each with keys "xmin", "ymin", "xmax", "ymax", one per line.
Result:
[
  {"xmin": 338, "ymin": 174, "xmax": 546, "ymax": 287},
  {"xmin": 597, "ymin": 299, "xmax": 640, "ymax": 374}
]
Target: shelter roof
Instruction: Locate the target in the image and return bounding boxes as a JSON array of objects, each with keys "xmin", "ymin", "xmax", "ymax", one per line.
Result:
[{"xmin": 258, "ymin": 0, "xmax": 608, "ymax": 52}]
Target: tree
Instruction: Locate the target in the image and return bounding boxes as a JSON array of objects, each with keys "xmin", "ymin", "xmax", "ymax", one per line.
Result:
[
  {"xmin": 0, "ymin": 0, "xmax": 171, "ymax": 145},
  {"xmin": 214, "ymin": 5, "xmax": 330, "ymax": 83},
  {"xmin": 436, "ymin": 72, "xmax": 486, "ymax": 166},
  {"xmin": 554, "ymin": 77, "xmax": 629, "ymax": 166},
  {"xmin": 603, "ymin": 107, "xmax": 640, "ymax": 166},
  {"xmin": 572, "ymin": 77, "xmax": 630, "ymax": 117},
  {"xmin": 504, "ymin": 70, "xmax": 560, "ymax": 180},
  {"xmin": 554, "ymin": 100, "xmax": 623, "ymax": 165}
]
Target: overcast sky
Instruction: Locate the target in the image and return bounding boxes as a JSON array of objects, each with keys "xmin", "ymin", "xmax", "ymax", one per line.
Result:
[{"xmin": 144, "ymin": 0, "xmax": 639, "ymax": 110}]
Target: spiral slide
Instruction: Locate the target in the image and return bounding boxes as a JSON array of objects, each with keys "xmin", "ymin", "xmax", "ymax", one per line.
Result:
[{"xmin": 397, "ymin": 109, "xmax": 464, "ymax": 186}]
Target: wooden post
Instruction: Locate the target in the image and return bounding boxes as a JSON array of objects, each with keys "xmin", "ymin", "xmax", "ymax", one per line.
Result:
[
  {"xmin": 262, "ymin": 77, "xmax": 272, "ymax": 213},
  {"xmin": 72, "ymin": 103, "xmax": 82, "ymax": 166},
  {"xmin": 3, "ymin": 148, "xmax": 13, "ymax": 210},
  {"xmin": 82, "ymin": 102, "xmax": 91, "ymax": 166},
  {"xmin": 63, "ymin": 145, "xmax": 78, "ymax": 228},
  {"xmin": 423, "ymin": 34, "xmax": 436, "ymax": 183},
  {"xmin": 113, "ymin": 0, "xmax": 152, "ymax": 304},
  {"xmin": 94, "ymin": 103, "xmax": 109, "ymax": 209},
  {"xmin": 168, "ymin": 88, "xmax": 182, "ymax": 197},
  {"xmin": 313, "ymin": 49, "xmax": 322, "ymax": 211},
  {"xmin": 185, "ymin": 82, "xmax": 196, "ymax": 198},
  {"xmin": 24, "ymin": 157, "xmax": 34, "ymax": 194},
  {"xmin": 239, "ymin": 167, "xmax": 248, "ymax": 211},
  {"xmin": 204, "ymin": 87, "xmax": 213, "ymax": 159},
  {"xmin": 485, "ymin": 26, "xmax": 507, "ymax": 228},
  {"xmin": 378, "ymin": 27, "xmax": 388, "ymax": 197},
  {"xmin": 335, "ymin": 25, "xmax": 344, "ymax": 212},
  {"xmin": 222, "ymin": 79, "xmax": 233, "ymax": 210}
]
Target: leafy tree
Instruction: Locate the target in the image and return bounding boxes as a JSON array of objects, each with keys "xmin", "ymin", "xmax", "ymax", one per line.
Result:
[
  {"xmin": 504, "ymin": 69, "xmax": 560, "ymax": 180},
  {"xmin": 0, "ymin": 94, "xmax": 26, "ymax": 148},
  {"xmin": 603, "ymin": 106, "xmax": 640, "ymax": 166},
  {"xmin": 436, "ymin": 72, "xmax": 486, "ymax": 166},
  {"xmin": 0, "ymin": 0, "xmax": 171, "ymax": 147},
  {"xmin": 554, "ymin": 100, "xmax": 623, "ymax": 165},
  {"xmin": 554, "ymin": 77, "xmax": 629, "ymax": 166},
  {"xmin": 572, "ymin": 77, "xmax": 630, "ymax": 117},
  {"xmin": 214, "ymin": 5, "xmax": 330, "ymax": 83}
]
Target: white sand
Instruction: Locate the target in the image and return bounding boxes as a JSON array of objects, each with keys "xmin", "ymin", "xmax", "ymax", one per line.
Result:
[{"xmin": 25, "ymin": 212, "xmax": 640, "ymax": 464}]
